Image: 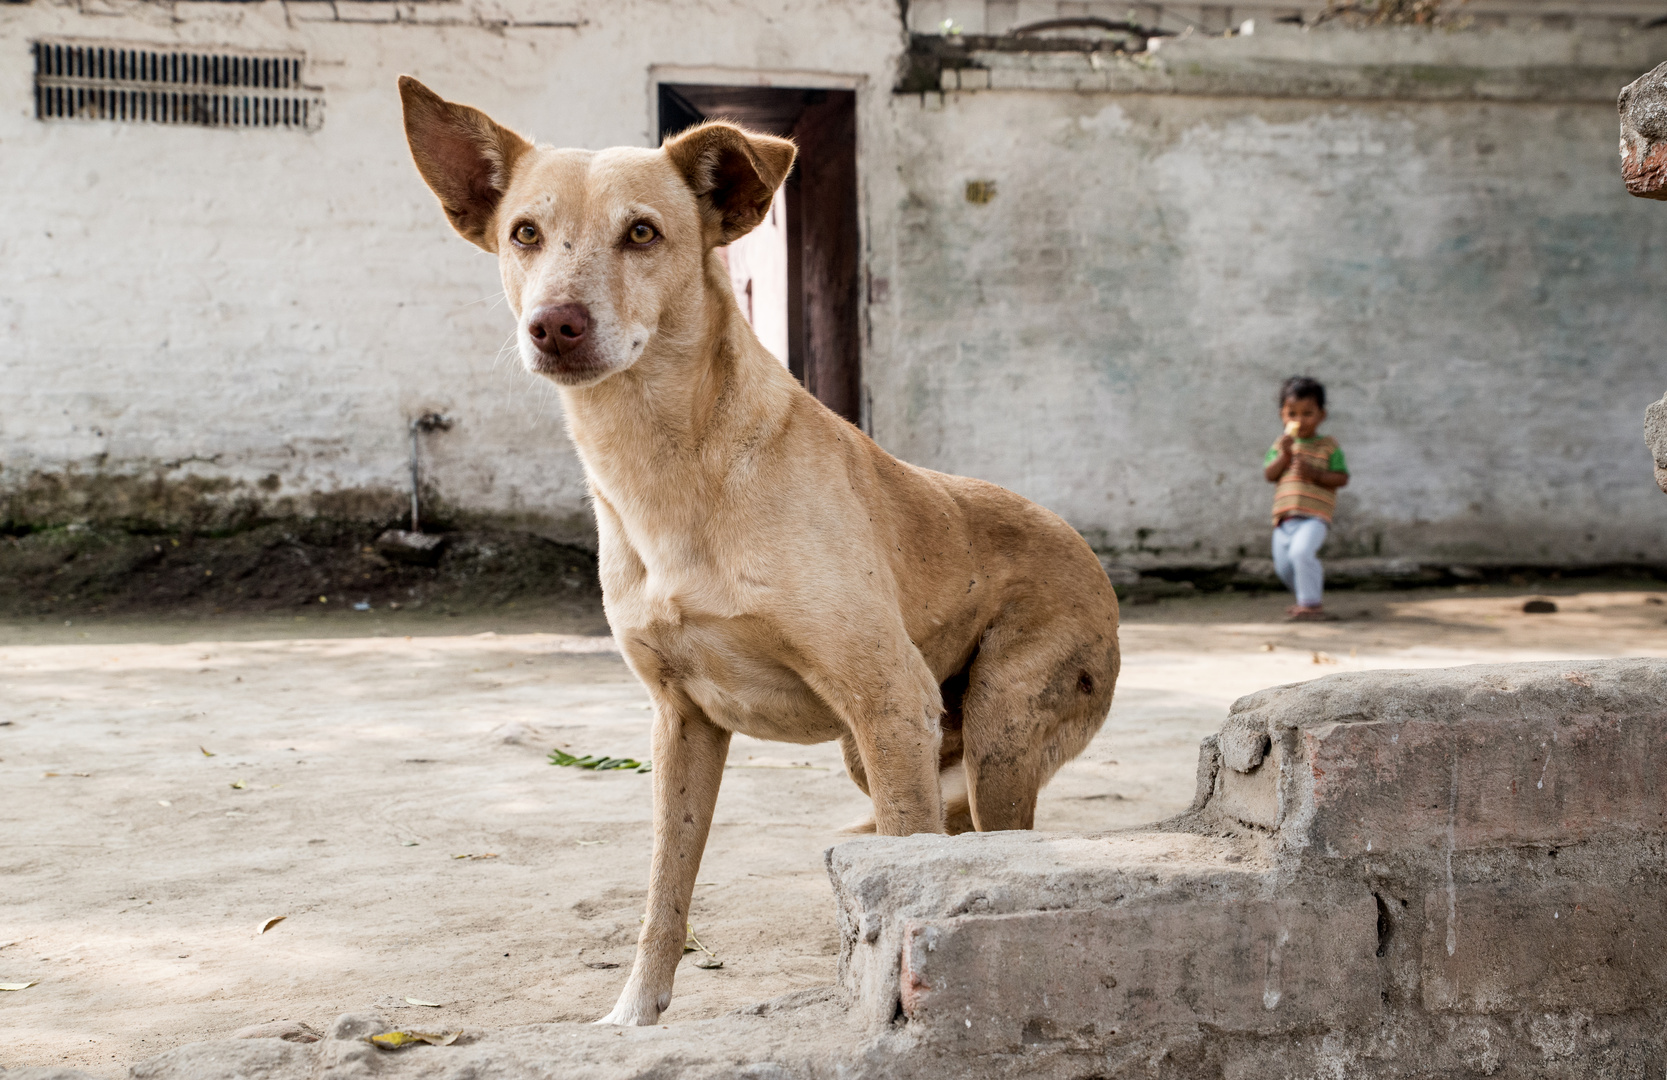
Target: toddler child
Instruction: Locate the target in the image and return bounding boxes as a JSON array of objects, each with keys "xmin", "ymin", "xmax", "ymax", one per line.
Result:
[{"xmin": 1263, "ymin": 376, "xmax": 1349, "ymax": 621}]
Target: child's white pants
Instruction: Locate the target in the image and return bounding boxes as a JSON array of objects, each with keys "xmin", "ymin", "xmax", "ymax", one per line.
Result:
[{"xmin": 1272, "ymin": 516, "xmax": 1328, "ymax": 607}]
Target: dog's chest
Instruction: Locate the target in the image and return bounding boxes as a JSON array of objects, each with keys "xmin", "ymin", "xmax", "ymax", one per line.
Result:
[
  {"xmin": 624, "ymin": 619, "xmax": 846, "ymax": 745},
  {"xmin": 594, "ymin": 495, "xmax": 847, "ymax": 743}
]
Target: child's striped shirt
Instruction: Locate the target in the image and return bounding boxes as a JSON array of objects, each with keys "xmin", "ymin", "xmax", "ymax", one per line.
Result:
[{"xmin": 1264, "ymin": 436, "xmax": 1347, "ymax": 525}]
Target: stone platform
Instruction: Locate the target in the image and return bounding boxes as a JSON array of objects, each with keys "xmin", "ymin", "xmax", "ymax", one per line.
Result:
[{"xmin": 19, "ymin": 658, "xmax": 1666, "ymax": 1079}]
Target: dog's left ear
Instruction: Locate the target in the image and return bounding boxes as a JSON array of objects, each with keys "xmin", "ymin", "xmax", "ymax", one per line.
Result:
[
  {"xmin": 663, "ymin": 121, "xmax": 797, "ymax": 247},
  {"xmin": 399, "ymin": 76, "xmax": 533, "ymax": 252}
]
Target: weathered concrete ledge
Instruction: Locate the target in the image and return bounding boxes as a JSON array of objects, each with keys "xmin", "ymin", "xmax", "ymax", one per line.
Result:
[
  {"xmin": 1232, "ymin": 555, "xmax": 1441, "ymax": 586},
  {"xmin": 927, "ymin": 24, "xmax": 1667, "ymax": 101},
  {"xmin": 827, "ymin": 659, "xmax": 1667, "ymax": 1077},
  {"xmin": 42, "ymin": 658, "xmax": 1667, "ymax": 1078},
  {"xmin": 1101, "ymin": 554, "xmax": 1664, "ymax": 595}
]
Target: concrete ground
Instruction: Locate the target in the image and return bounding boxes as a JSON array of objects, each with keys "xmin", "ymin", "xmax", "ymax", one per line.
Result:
[{"xmin": 3, "ymin": 583, "xmax": 1665, "ymax": 1076}]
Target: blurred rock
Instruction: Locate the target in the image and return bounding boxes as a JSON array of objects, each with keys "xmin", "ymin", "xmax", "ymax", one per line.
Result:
[
  {"xmin": 1620, "ymin": 61, "xmax": 1667, "ymax": 200},
  {"xmin": 1646, "ymin": 392, "xmax": 1667, "ymax": 493},
  {"xmin": 376, "ymin": 529, "xmax": 447, "ymax": 567}
]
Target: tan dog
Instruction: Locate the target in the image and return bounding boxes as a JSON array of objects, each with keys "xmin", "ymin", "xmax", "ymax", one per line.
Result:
[{"xmin": 398, "ymin": 77, "xmax": 1120, "ymax": 1026}]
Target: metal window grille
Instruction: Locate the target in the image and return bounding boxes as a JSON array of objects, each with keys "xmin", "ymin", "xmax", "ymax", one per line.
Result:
[{"xmin": 33, "ymin": 40, "xmax": 323, "ymax": 131}]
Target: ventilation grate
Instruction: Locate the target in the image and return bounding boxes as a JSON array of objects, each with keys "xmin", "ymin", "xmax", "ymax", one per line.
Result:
[{"xmin": 33, "ymin": 39, "xmax": 322, "ymax": 131}]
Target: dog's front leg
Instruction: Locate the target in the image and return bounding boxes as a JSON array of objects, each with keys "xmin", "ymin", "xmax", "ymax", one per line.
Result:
[
  {"xmin": 596, "ymin": 700, "xmax": 730, "ymax": 1026},
  {"xmin": 806, "ymin": 639, "xmax": 945, "ymax": 836}
]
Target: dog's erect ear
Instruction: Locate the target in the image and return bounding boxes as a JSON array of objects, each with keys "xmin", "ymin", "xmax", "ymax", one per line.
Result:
[
  {"xmin": 399, "ymin": 76, "xmax": 533, "ymax": 252},
  {"xmin": 663, "ymin": 121, "xmax": 797, "ymax": 247}
]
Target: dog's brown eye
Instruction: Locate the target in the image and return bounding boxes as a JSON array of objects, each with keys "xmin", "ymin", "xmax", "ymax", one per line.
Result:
[
  {"xmin": 513, "ymin": 223, "xmax": 539, "ymax": 246},
  {"xmin": 627, "ymin": 223, "xmax": 657, "ymax": 245}
]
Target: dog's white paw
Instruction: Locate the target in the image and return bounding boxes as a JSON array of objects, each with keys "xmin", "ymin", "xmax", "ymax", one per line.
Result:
[{"xmin": 593, "ymin": 1008, "xmax": 647, "ymax": 1026}]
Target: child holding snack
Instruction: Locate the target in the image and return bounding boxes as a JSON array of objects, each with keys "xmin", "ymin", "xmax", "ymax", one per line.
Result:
[{"xmin": 1263, "ymin": 376, "xmax": 1349, "ymax": 620}]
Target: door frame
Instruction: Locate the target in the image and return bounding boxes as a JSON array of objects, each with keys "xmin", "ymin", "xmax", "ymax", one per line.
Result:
[{"xmin": 648, "ymin": 66, "xmax": 868, "ymax": 430}]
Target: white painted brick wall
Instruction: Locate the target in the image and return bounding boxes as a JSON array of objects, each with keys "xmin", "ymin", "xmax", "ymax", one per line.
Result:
[
  {"xmin": 4, "ymin": 1, "xmax": 1665, "ymax": 566},
  {"xmin": 0, "ymin": 0, "xmax": 899, "ymax": 543}
]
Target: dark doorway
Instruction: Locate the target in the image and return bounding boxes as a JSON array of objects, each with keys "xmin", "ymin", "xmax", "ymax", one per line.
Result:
[{"xmin": 658, "ymin": 83, "xmax": 861, "ymax": 425}]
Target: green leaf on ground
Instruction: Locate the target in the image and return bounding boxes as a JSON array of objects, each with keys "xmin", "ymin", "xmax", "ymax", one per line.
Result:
[{"xmin": 548, "ymin": 749, "xmax": 649, "ymax": 772}]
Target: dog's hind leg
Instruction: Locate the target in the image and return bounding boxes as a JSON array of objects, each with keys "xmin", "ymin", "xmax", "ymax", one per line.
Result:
[
  {"xmin": 836, "ymin": 733, "xmax": 879, "ymax": 833},
  {"xmin": 959, "ymin": 620, "xmax": 1118, "ymax": 832},
  {"xmin": 940, "ymin": 759, "xmax": 975, "ymax": 834},
  {"xmin": 597, "ymin": 696, "xmax": 730, "ymax": 1026},
  {"xmin": 936, "ymin": 666, "xmax": 973, "ymax": 833},
  {"xmin": 838, "ymin": 731, "xmax": 872, "ymax": 797}
]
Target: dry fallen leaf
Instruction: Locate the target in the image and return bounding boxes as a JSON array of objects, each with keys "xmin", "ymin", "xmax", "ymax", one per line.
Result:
[
  {"xmin": 683, "ymin": 923, "xmax": 716, "ymax": 957},
  {"xmin": 230, "ymin": 780, "xmax": 247, "ymax": 790},
  {"xmin": 41, "ymin": 772, "xmax": 59, "ymax": 778},
  {"xmin": 259, "ymin": 916, "xmax": 286, "ymax": 934},
  {"xmin": 405, "ymin": 997, "xmax": 442, "ymax": 1007},
  {"xmin": 1563, "ymin": 671, "xmax": 1592, "ymax": 688},
  {"xmin": 0, "ymin": 982, "xmax": 37, "ymax": 991},
  {"xmin": 693, "ymin": 956, "xmax": 724, "ymax": 970},
  {"xmin": 200, "ymin": 746, "xmax": 215, "ymax": 757},
  {"xmin": 368, "ymin": 1030, "xmax": 459, "ymax": 1050},
  {"xmin": 369, "ymin": 1031, "xmax": 416, "ymax": 1049},
  {"xmin": 450, "ymin": 853, "xmax": 499, "ymax": 860}
]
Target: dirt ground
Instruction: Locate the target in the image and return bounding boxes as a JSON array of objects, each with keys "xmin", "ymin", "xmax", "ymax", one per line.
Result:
[
  {"xmin": 0, "ymin": 521, "xmax": 602, "ymax": 619},
  {"xmin": 3, "ymin": 583, "xmax": 1665, "ymax": 1075}
]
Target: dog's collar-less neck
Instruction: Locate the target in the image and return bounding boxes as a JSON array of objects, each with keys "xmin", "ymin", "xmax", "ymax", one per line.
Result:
[{"xmin": 557, "ymin": 274, "xmax": 796, "ymax": 523}]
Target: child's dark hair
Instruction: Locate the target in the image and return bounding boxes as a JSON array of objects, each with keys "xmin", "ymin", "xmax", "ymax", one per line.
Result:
[{"xmin": 1279, "ymin": 375, "xmax": 1326, "ymax": 410}]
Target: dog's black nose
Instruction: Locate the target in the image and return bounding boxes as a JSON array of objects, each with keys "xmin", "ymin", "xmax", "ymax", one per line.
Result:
[{"xmin": 527, "ymin": 303, "xmax": 591, "ymax": 357}]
